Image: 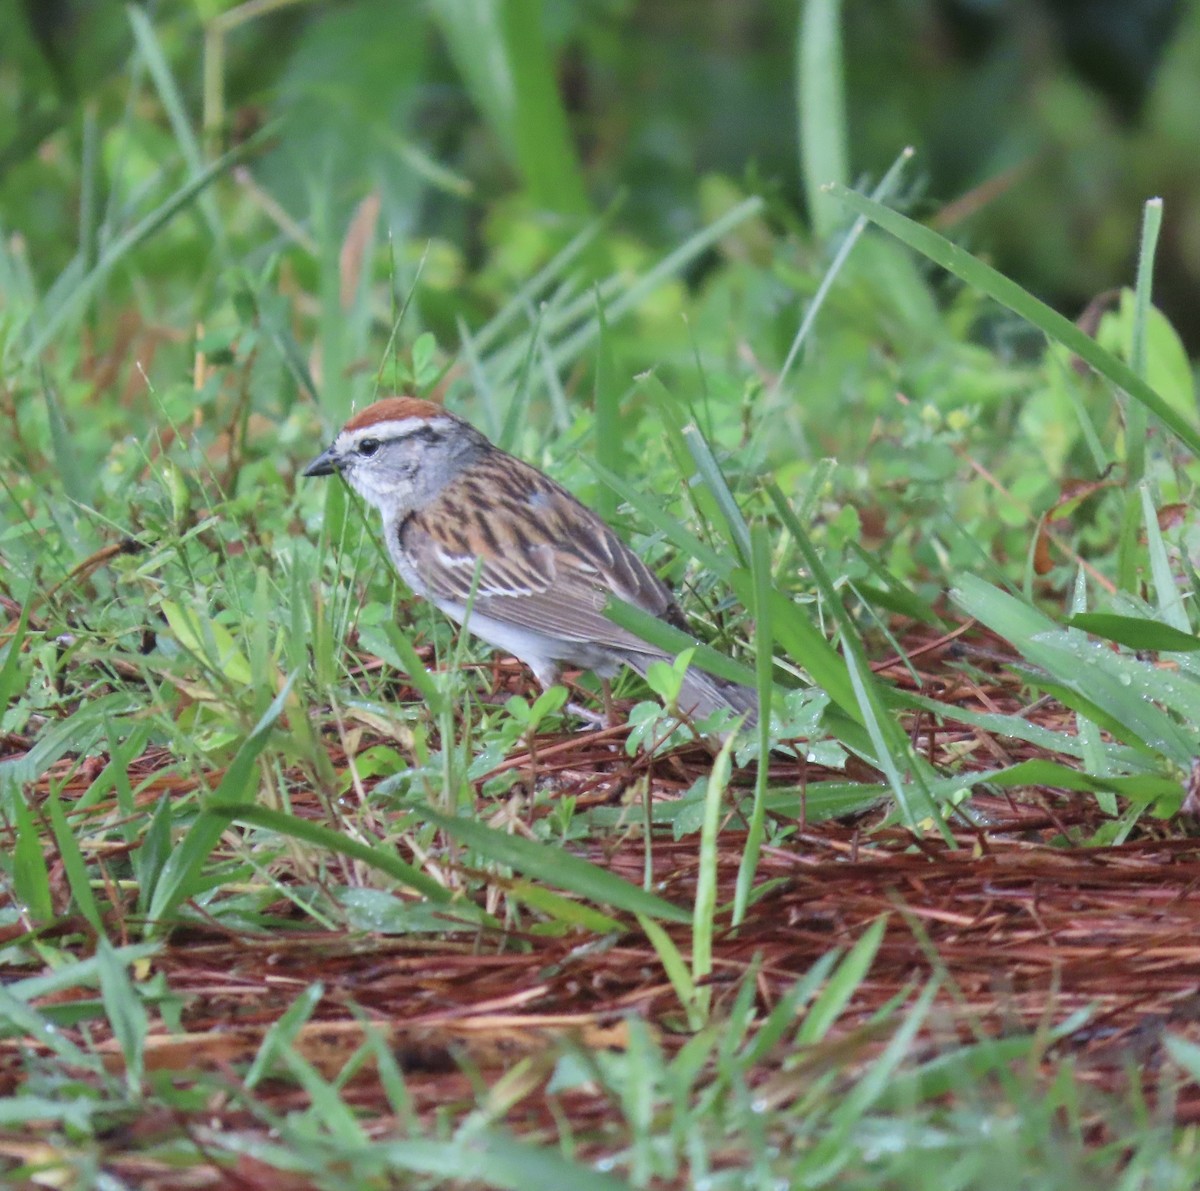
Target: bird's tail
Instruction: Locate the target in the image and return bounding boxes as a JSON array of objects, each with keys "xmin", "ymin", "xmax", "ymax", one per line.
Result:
[{"xmin": 626, "ymin": 653, "xmax": 758, "ymax": 730}]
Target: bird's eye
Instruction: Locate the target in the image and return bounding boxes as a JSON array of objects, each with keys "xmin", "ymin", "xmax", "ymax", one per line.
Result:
[{"xmin": 357, "ymin": 438, "xmax": 381, "ymax": 457}]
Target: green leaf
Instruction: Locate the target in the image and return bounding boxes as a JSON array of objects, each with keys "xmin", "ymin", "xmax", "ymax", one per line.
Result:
[
  {"xmin": 637, "ymin": 912, "xmax": 696, "ymax": 1018},
  {"xmin": 162, "ymin": 600, "xmax": 253, "ymax": 684},
  {"xmin": 369, "ymin": 1131, "xmax": 634, "ymax": 1191},
  {"xmin": 692, "ymin": 732, "xmax": 735, "ymax": 1022},
  {"xmin": 986, "ymin": 758, "xmax": 1180, "ymax": 803},
  {"xmin": 96, "ymin": 939, "xmax": 147, "ymax": 1093},
  {"xmin": 12, "ymin": 787, "xmax": 52, "ymax": 923},
  {"xmin": 0, "ymin": 594, "xmax": 32, "ymax": 713},
  {"xmin": 734, "ymin": 525, "xmax": 775, "ymax": 926},
  {"xmin": 1066, "ymin": 613, "xmax": 1200, "ymax": 653},
  {"xmin": 414, "ymin": 806, "xmax": 690, "ymax": 923},
  {"xmin": 591, "ymin": 290, "xmax": 621, "ymax": 521},
  {"xmin": 682, "ymin": 423, "xmax": 752, "ymax": 567},
  {"xmin": 245, "ymin": 983, "xmax": 324, "ymax": 1091},
  {"xmin": 44, "ymin": 386, "xmax": 88, "ymax": 505},
  {"xmin": 46, "ymin": 789, "xmax": 103, "ymax": 933},
  {"xmin": 954, "ymin": 574, "xmax": 1198, "ymax": 765},
  {"xmin": 127, "ymin": 4, "xmax": 223, "ymax": 250},
  {"xmin": 797, "ymin": 915, "xmax": 887, "ymax": 1043},
  {"xmin": 604, "ymin": 596, "xmax": 758, "ymax": 689},
  {"xmin": 207, "ymin": 803, "xmax": 458, "ymax": 907},
  {"xmin": 509, "ymin": 883, "xmax": 621, "ymax": 932}
]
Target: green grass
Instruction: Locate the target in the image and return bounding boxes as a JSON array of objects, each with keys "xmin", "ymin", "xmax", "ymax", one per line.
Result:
[{"xmin": 3, "ymin": 4, "xmax": 1200, "ymax": 1188}]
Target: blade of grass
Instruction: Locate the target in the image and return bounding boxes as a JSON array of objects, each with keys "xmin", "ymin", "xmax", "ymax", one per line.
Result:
[
  {"xmin": 11, "ymin": 786, "xmax": 52, "ymax": 923},
  {"xmin": 369, "ymin": 1131, "xmax": 635, "ymax": 1191},
  {"xmin": 692, "ymin": 732, "xmax": 735, "ymax": 1023},
  {"xmin": 414, "ymin": 805, "xmax": 690, "ymax": 924},
  {"xmin": 146, "ymin": 672, "xmax": 296, "ymax": 927},
  {"xmin": 733, "ymin": 525, "xmax": 775, "ymax": 926},
  {"xmin": 207, "ymin": 802, "xmax": 460, "ymax": 907},
  {"xmin": 469, "ymin": 198, "xmax": 622, "ymax": 357},
  {"xmin": 96, "ymin": 939, "xmax": 148, "ymax": 1094},
  {"xmin": 828, "ymin": 184, "xmax": 1200, "ymax": 458},
  {"xmin": 588, "ymin": 459, "xmax": 731, "ymax": 579},
  {"xmin": 7, "ymin": 943, "xmax": 160, "ymax": 1003},
  {"xmin": 794, "ymin": 523, "xmax": 944, "ymax": 829},
  {"xmin": 1127, "ymin": 197, "xmax": 1163, "ymax": 483},
  {"xmin": 887, "ymin": 687, "xmax": 1148, "ymax": 767},
  {"xmin": 43, "ymin": 383, "xmax": 88, "ymax": 506},
  {"xmin": 1066, "ymin": 613, "xmax": 1200, "ymax": 652},
  {"xmin": 1141, "ymin": 481, "xmax": 1190, "ymax": 632},
  {"xmin": 760, "ymin": 483, "xmax": 945, "ymax": 819},
  {"xmin": 245, "ymin": 982, "xmax": 325, "ymax": 1091},
  {"xmin": 128, "ymin": 5, "xmax": 224, "ymax": 251},
  {"xmin": 592, "ymin": 289, "xmax": 621, "ymax": 521},
  {"xmin": 774, "ymin": 151, "xmax": 913, "ymax": 397},
  {"xmin": 797, "ymin": 0, "xmax": 849, "ymax": 239},
  {"xmin": 498, "ymin": 302, "xmax": 543, "ymax": 452},
  {"xmin": 953, "ymin": 574, "xmax": 1197, "ymax": 766},
  {"xmin": 639, "ymin": 374, "xmax": 734, "ymax": 546},
  {"xmin": 45, "ymin": 789, "xmax": 103, "ymax": 934},
  {"xmin": 637, "ymin": 912, "xmax": 698, "ymax": 1024},
  {"xmin": 742, "ymin": 948, "xmax": 841, "ymax": 1064},
  {"xmin": 0, "ymin": 987, "xmax": 102, "ymax": 1072},
  {"xmin": 0, "ymin": 591, "xmax": 32, "ymax": 709},
  {"xmin": 797, "ymin": 916, "xmax": 887, "ymax": 1043},
  {"xmin": 682, "ymin": 423, "xmax": 752, "ymax": 568},
  {"xmin": 431, "ymin": 0, "xmax": 588, "ymax": 216},
  {"xmin": 500, "ymin": 0, "xmax": 589, "ymax": 216},
  {"xmin": 604, "ymin": 597, "xmax": 757, "ymax": 689},
  {"xmin": 819, "ymin": 979, "xmax": 938, "ymax": 1147},
  {"xmin": 846, "ymin": 540, "xmax": 944, "ymax": 627}
]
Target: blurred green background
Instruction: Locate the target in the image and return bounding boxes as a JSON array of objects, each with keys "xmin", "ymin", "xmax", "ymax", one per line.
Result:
[{"xmin": 4, "ymin": 0, "xmax": 1199, "ymax": 346}]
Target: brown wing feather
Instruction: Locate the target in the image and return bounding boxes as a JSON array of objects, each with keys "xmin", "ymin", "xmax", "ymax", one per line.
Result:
[{"xmin": 400, "ymin": 449, "xmax": 684, "ymax": 652}]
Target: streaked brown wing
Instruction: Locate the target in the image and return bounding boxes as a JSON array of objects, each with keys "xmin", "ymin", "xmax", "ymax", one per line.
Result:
[{"xmin": 400, "ymin": 450, "xmax": 683, "ymax": 651}]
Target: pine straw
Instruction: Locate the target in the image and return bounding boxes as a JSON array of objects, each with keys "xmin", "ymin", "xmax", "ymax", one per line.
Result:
[{"xmin": 3, "ymin": 623, "xmax": 1200, "ymax": 1185}]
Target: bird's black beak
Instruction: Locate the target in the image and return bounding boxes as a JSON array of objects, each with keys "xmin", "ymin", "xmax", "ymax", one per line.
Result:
[{"xmin": 303, "ymin": 446, "xmax": 341, "ymax": 477}]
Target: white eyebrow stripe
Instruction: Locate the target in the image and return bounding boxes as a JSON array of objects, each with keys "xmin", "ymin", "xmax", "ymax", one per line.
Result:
[
  {"xmin": 343, "ymin": 418, "xmax": 425, "ymax": 441},
  {"xmin": 339, "ymin": 416, "xmax": 460, "ymax": 448}
]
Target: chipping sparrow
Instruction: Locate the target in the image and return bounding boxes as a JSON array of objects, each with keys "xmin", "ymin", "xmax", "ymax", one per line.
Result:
[{"xmin": 304, "ymin": 397, "xmax": 757, "ymax": 727}]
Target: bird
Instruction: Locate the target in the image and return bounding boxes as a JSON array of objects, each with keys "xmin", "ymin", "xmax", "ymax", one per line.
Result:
[{"xmin": 303, "ymin": 397, "xmax": 758, "ymax": 728}]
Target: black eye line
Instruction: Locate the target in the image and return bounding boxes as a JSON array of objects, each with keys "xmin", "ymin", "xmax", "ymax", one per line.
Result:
[{"xmin": 352, "ymin": 424, "xmax": 442, "ymax": 457}]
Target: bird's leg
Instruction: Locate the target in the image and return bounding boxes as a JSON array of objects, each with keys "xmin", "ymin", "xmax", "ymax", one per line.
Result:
[
  {"xmin": 567, "ymin": 700, "xmax": 607, "ymax": 729},
  {"xmin": 531, "ymin": 662, "xmax": 604, "ymax": 729},
  {"xmin": 600, "ymin": 677, "xmax": 618, "ymax": 728}
]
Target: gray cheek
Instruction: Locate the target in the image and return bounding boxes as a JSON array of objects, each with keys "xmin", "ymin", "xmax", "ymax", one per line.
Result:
[{"xmin": 362, "ymin": 462, "xmax": 420, "ymax": 510}]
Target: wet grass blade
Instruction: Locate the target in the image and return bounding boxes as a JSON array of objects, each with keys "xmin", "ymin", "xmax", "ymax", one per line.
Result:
[{"xmin": 829, "ymin": 184, "xmax": 1200, "ymax": 459}]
